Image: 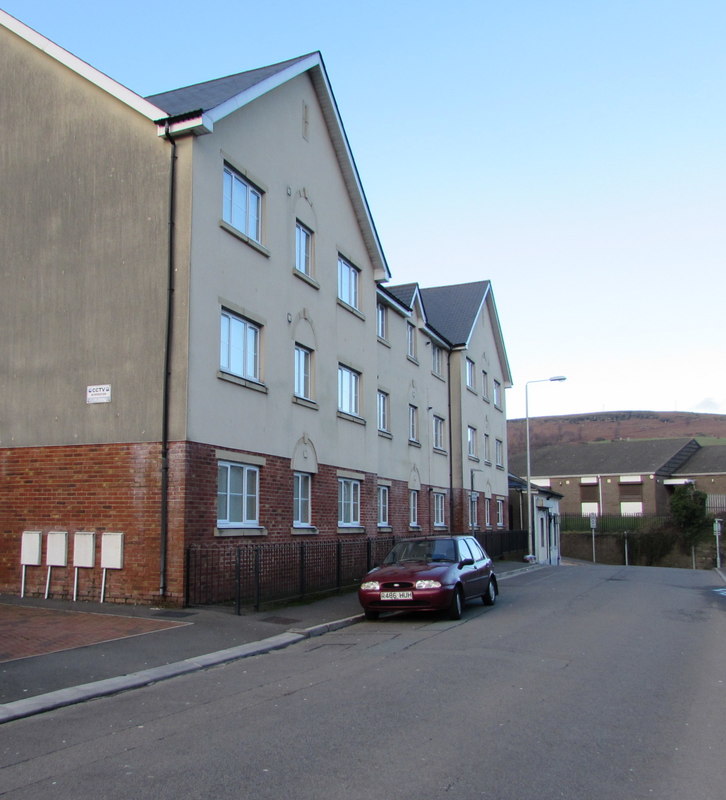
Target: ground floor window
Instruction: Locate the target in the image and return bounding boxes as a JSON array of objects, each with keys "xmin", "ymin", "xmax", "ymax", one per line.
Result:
[
  {"xmin": 434, "ymin": 492, "xmax": 446, "ymax": 527},
  {"xmin": 377, "ymin": 485, "xmax": 389, "ymax": 526},
  {"xmin": 338, "ymin": 478, "xmax": 360, "ymax": 526},
  {"xmin": 293, "ymin": 472, "xmax": 312, "ymax": 526},
  {"xmin": 496, "ymin": 499, "xmax": 504, "ymax": 527},
  {"xmin": 217, "ymin": 461, "xmax": 259, "ymax": 527},
  {"xmin": 409, "ymin": 489, "xmax": 419, "ymax": 526},
  {"xmin": 469, "ymin": 492, "xmax": 478, "ymax": 529}
]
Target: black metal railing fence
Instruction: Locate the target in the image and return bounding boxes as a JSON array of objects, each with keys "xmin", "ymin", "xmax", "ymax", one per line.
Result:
[{"xmin": 185, "ymin": 530, "xmax": 527, "ymax": 612}]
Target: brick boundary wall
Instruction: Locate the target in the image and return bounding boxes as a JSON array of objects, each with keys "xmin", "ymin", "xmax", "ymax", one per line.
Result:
[{"xmin": 1, "ymin": 441, "xmax": 511, "ymax": 605}]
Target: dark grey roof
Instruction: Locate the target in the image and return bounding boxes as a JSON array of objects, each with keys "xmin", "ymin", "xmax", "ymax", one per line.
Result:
[
  {"xmin": 673, "ymin": 444, "xmax": 726, "ymax": 475},
  {"xmin": 508, "ymin": 438, "xmax": 701, "ymax": 478},
  {"xmin": 385, "ymin": 283, "xmax": 418, "ymax": 309},
  {"xmin": 420, "ymin": 281, "xmax": 490, "ymax": 346},
  {"xmin": 146, "ymin": 54, "xmax": 316, "ymax": 117}
]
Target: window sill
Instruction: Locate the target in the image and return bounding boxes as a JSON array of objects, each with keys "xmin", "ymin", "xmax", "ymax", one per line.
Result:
[
  {"xmin": 291, "ymin": 526, "xmax": 318, "ymax": 535},
  {"xmin": 433, "ymin": 447, "xmax": 448, "ymax": 456},
  {"xmin": 408, "ymin": 439, "xmax": 421, "ymax": 448},
  {"xmin": 377, "ymin": 336, "xmax": 391, "ymax": 348},
  {"xmin": 293, "ymin": 268, "xmax": 320, "ymax": 290},
  {"xmin": 406, "ymin": 355, "xmax": 419, "ymax": 366},
  {"xmin": 466, "ymin": 386, "xmax": 478, "ymax": 396},
  {"xmin": 377, "ymin": 525, "xmax": 392, "ymax": 533},
  {"xmin": 215, "ymin": 527, "xmax": 268, "ymax": 537},
  {"xmin": 468, "ymin": 455, "xmax": 481, "ymax": 463},
  {"xmin": 219, "ymin": 219, "xmax": 270, "ymax": 257},
  {"xmin": 408, "ymin": 525, "xmax": 422, "ymax": 532},
  {"xmin": 337, "ymin": 526, "xmax": 365, "ymax": 535},
  {"xmin": 218, "ymin": 371, "xmax": 268, "ymax": 393},
  {"xmin": 378, "ymin": 429, "xmax": 393, "ymax": 439},
  {"xmin": 293, "ymin": 396, "xmax": 318, "ymax": 410},
  {"xmin": 496, "ymin": 465, "xmax": 505, "ymax": 471},
  {"xmin": 336, "ymin": 298, "xmax": 365, "ymax": 321},
  {"xmin": 432, "ymin": 371, "xmax": 446, "ymax": 383},
  {"xmin": 337, "ymin": 411, "xmax": 366, "ymax": 425}
]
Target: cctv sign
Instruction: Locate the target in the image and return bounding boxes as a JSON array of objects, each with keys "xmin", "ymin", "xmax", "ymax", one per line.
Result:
[{"xmin": 86, "ymin": 384, "xmax": 112, "ymax": 404}]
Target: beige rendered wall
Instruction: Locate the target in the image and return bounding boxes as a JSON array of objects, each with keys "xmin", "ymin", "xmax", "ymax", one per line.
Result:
[
  {"xmin": 0, "ymin": 25, "xmax": 175, "ymax": 448},
  {"xmin": 184, "ymin": 74, "xmax": 387, "ymax": 476}
]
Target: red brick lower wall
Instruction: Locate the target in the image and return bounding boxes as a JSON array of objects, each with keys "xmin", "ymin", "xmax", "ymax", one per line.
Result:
[{"xmin": 0, "ymin": 441, "xmax": 509, "ymax": 605}]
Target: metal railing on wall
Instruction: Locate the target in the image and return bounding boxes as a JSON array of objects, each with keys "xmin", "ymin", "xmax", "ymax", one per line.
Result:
[{"xmin": 185, "ymin": 530, "xmax": 527, "ymax": 612}]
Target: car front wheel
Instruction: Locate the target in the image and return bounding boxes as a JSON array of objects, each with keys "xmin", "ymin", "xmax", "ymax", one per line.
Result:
[
  {"xmin": 483, "ymin": 578, "xmax": 497, "ymax": 606},
  {"xmin": 448, "ymin": 587, "xmax": 463, "ymax": 620}
]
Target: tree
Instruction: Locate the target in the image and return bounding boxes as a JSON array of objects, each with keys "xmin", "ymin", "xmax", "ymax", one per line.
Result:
[{"xmin": 669, "ymin": 485, "xmax": 710, "ymax": 549}]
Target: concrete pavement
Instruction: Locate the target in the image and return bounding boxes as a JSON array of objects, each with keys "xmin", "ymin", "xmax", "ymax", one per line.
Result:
[{"xmin": 0, "ymin": 561, "xmax": 541, "ymax": 723}]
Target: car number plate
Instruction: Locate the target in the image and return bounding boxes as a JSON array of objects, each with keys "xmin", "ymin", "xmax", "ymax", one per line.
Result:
[{"xmin": 380, "ymin": 591, "xmax": 413, "ymax": 600}]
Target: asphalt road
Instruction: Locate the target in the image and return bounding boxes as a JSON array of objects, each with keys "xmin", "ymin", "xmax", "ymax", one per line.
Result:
[{"xmin": 1, "ymin": 563, "xmax": 724, "ymax": 800}]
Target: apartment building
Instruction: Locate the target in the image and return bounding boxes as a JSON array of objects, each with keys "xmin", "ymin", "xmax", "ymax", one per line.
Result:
[{"xmin": 0, "ymin": 11, "xmax": 512, "ymax": 604}]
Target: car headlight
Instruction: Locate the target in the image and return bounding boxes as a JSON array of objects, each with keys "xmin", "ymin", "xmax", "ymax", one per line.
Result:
[
  {"xmin": 360, "ymin": 581, "xmax": 380, "ymax": 591},
  {"xmin": 415, "ymin": 579, "xmax": 442, "ymax": 589}
]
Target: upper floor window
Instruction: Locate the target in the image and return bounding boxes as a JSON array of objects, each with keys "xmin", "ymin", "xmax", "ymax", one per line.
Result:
[
  {"xmin": 467, "ymin": 426, "xmax": 478, "ymax": 458},
  {"xmin": 220, "ymin": 310, "xmax": 260, "ymax": 381},
  {"xmin": 295, "ymin": 221, "xmax": 313, "ymax": 276},
  {"xmin": 223, "ymin": 165, "xmax": 262, "ymax": 243},
  {"xmin": 338, "ymin": 256, "xmax": 359, "ymax": 310},
  {"xmin": 338, "ymin": 364, "xmax": 360, "ymax": 416},
  {"xmin": 408, "ymin": 405, "xmax": 419, "ymax": 443},
  {"xmin": 294, "ymin": 344, "xmax": 312, "ymax": 400},
  {"xmin": 217, "ymin": 461, "xmax": 259, "ymax": 527},
  {"xmin": 376, "ymin": 303, "xmax": 387, "ymax": 340},
  {"xmin": 466, "ymin": 358, "xmax": 476, "ymax": 390},
  {"xmin": 377, "ymin": 390, "xmax": 390, "ymax": 432},
  {"xmin": 433, "ymin": 415, "xmax": 446, "ymax": 450},
  {"xmin": 484, "ymin": 433, "xmax": 491, "ymax": 463},
  {"xmin": 495, "ymin": 438, "xmax": 504, "ymax": 468},
  {"xmin": 493, "ymin": 380, "xmax": 502, "ymax": 407},
  {"xmin": 482, "ymin": 370, "xmax": 489, "ymax": 401},
  {"xmin": 407, "ymin": 323, "xmax": 417, "ymax": 360},
  {"xmin": 432, "ymin": 344, "xmax": 444, "ymax": 376}
]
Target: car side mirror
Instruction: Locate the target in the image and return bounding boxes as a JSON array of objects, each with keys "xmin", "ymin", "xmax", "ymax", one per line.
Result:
[{"xmin": 459, "ymin": 558, "xmax": 474, "ymax": 568}]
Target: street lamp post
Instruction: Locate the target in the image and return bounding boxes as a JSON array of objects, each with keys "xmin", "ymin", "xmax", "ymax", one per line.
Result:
[{"xmin": 526, "ymin": 376, "xmax": 566, "ymax": 560}]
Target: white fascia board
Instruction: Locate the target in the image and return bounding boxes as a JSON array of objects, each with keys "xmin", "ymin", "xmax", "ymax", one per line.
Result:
[
  {"xmin": 156, "ymin": 113, "xmax": 214, "ymax": 137},
  {"xmin": 1, "ymin": 10, "xmax": 165, "ymax": 123},
  {"xmin": 376, "ymin": 287, "xmax": 411, "ymax": 317}
]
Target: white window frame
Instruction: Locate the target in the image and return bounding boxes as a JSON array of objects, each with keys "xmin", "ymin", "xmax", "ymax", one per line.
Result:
[
  {"xmin": 433, "ymin": 415, "xmax": 445, "ymax": 450},
  {"xmin": 496, "ymin": 499, "xmax": 504, "ymax": 527},
  {"xmin": 466, "ymin": 358, "xmax": 476, "ymax": 390},
  {"xmin": 377, "ymin": 485, "xmax": 389, "ymax": 527},
  {"xmin": 432, "ymin": 344, "xmax": 444, "ymax": 376},
  {"xmin": 484, "ymin": 433, "xmax": 491, "ymax": 463},
  {"xmin": 408, "ymin": 405, "xmax": 419, "ymax": 442},
  {"xmin": 223, "ymin": 164, "xmax": 262, "ymax": 242},
  {"xmin": 467, "ymin": 426, "xmax": 478, "ymax": 458},
  {"xmin": 485, "ymin": 497, "xmax": 491, "ymax": 527},
  {"xmin": 220, "ymin": 310, "xmax": 260, "ymax": 382},
  {"xmin": 217, "ymin": 461, "xmax": 259, "ymax": 528},
  {"xmin": 338, "ymin": 364, "xmax": 360, "ymax": 416},
  {"xmin": 407, "ymin": 322, "xmax": 417, "ymax": 360},
  {"xmin": 337, "ymin": 255, "xmax": 359, "ymax": 310},
  {"xmin": 295, "ymin": 221, "xmax": 312, "ymax": 276},
  {"xmin": 493, "ymin": 380, "xmax": 502, "ymax": 407},
  {"xmin": 294, "ymin": 344, "xmax": 312, "ymax": 400},
  {"xmin": 338, "ymin": 478, "xmax": 361, "ymax": 526},
  {"xmin": 469, "ymin": 492, "xmax": 478, "ymax": 529},
  {"xmin": 495, "ymin": 438, "xmax": 504, "ymax": 468},
  {"xmin": 377, "ymin": 390, "xmax": 389, "ymax": 432},
  {"xmin": 482, "ymin": 370, "xmax": 489, "ymax": 401},
  {"xmin": 293, "ymin": 472, "xmax": 312, "ymax": 527},
  {"xmin": 376, "ymin": 303, "xmax": 387, "ymax": 340},
  {"xmin": 409, "ymin": 489, "xmax": 419, "ymax": 527},
  {"xmin": 434, "ymin": 492, "xmax": 446, "ymax": 527}
]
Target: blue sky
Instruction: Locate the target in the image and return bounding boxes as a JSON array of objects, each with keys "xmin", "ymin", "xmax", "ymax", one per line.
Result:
[{"xmin": 4, "ymin": 0, "xmax": 725, "ymax": 419}]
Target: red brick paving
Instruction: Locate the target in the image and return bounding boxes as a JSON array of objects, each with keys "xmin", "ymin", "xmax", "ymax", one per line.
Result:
[{"xmin": 0, "ymin": 603, "xmax": 187, "ymax": 663}]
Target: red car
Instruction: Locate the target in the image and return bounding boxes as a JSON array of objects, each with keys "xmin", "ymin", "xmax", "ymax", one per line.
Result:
[{"xmin": 358, "ymin": 535, "xmax": 498, "ymax": 621}]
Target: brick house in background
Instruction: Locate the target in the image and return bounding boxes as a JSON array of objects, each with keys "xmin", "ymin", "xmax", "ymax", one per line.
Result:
[
  {"xmin": 0, "ymin": 11, "xmax": 512, "ymax": 604},
  {"xmin": 508, "ymin": 438, "xmax": 702, "ymax": 517}
]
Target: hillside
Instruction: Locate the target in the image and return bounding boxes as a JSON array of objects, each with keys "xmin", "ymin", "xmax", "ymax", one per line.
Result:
[{"xmin": 507, "ymin": 411, "xmax": 726, "ymax": 456}]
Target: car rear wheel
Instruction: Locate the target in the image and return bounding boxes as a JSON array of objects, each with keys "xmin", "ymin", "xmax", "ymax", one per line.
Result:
[
  {"xmin": 483, "ymin": 578, "xmax": 497, "ymax": 606},
  {"xmin": 364, "ymin": 609, "xmax": 379, "ymax": 621},
  {"xmin": 448, "ymin": 587, "xmax": 463, "ymax": 620}
]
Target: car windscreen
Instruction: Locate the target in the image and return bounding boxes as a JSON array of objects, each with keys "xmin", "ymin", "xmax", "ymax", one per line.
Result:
[{"xmin": 383, "ymin": 540, "xmax": 456, "ymax": 564}]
